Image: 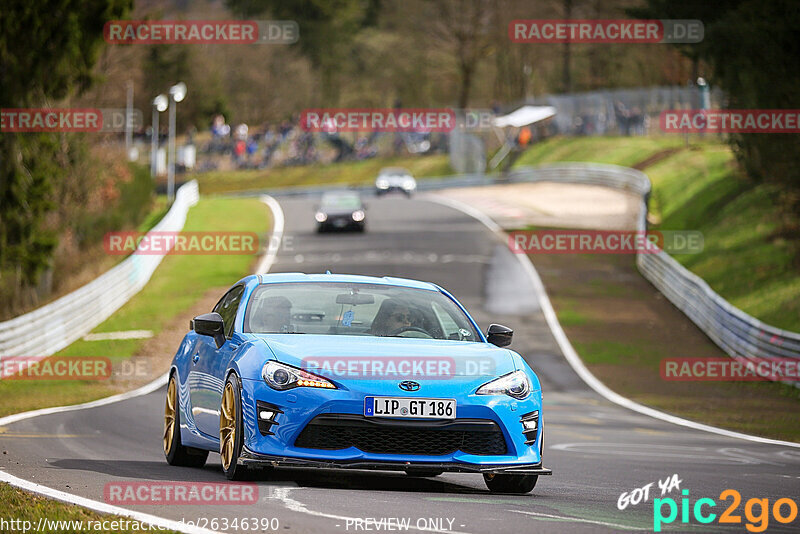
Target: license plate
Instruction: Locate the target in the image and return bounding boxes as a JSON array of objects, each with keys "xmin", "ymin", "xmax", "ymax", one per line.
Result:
[{"xmin": 364, "ymin": 397, "xmax": 456, "ymax": 419}]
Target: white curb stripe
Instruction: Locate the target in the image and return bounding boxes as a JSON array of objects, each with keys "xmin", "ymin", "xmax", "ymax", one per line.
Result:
[
  {"xmin": 0, "ymin": 470, "xmax": 219, "ymax": 534},
  {"xmin": 83, "ymin": 330, "xmax": 154, "ymax": 341},
  {"xmin": 0, "ymin": 374, "xmax": 169, "ymax": 428},
  {"xmin": 426, "ymin": 194, "xmax": 800, "ymax": 449},
  {"xmin": 509, "ymin": 509, "xmax": 647, "ymax": 531},
  {"xmin": 268, "ymin": 487, "xmax": 472, "ymax": 534},
  {"xmin": 0, "ymin": 197, "xmax": 283, "ymax": 532},
  {"xmin": 255, "ymin": 195, "xmax": 284, "ymax": 275}
]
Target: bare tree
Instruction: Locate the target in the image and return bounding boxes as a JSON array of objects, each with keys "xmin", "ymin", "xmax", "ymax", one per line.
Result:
[{"xmin": 427, "ymin": 0, "xmax": 496, "ymax": 108}]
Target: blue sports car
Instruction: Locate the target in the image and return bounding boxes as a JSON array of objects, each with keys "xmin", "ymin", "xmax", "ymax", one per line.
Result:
[{"xmin": 163, "ymin": 273, "xmax": 551, "ymax": 493}]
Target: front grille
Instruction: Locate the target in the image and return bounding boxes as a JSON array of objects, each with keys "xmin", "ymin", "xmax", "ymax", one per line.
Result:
[{"xmin": 295, "ymin": 415, "xmax": 507, "ymax": 456}]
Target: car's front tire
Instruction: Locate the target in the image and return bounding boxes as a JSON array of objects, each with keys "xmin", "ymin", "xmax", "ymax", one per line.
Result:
[
  {"xmin": 483, "ymin": 473, "xmax": 538, "ymax": 494},
  {"xmin": 220, "ymin": 373, "xmax": 248, "ymax": 480},
  {"xmin": 164, "ymin": 374, "xmax": 208, "ymax": 467}
]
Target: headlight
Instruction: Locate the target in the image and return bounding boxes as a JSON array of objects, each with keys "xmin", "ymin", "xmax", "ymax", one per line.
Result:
[
  {"xmin": 476, "ymin": 370, "xmax": 530, "ymax": 400},
  {"xmin": 352, "ymin": 210, "xmax": 365, "ymax": 222},
  {"xmin": 315, "ymin": 212, "xmax": 327, "ymax": 222},
  {"xmin": 402, "ymin": 179, "xmax": 416, "ymax": 190},
  {"xmin": 376, "ymin": 179, "xmax": 389, "ymax": 189},
  {"xmin": 262, "ymin": 361, "xmax": 336, "ymax": 390}
]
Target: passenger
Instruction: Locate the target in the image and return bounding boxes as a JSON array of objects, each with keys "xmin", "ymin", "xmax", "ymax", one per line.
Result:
[{"xmin": 254, "ymin": 296, "xmax": 293, "ymax": 333}]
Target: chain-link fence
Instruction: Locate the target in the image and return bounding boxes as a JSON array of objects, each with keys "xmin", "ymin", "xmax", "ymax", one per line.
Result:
[{"xmin": 515, "ymin": 85, "xmax": 726, "ymax": 136}]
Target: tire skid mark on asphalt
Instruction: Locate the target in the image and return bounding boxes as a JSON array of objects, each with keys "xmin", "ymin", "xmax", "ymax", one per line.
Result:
[
  {"xmin": 265, "ymin": 486, "xmax": 474, "ymax": 534},
  {"xmin": 545, "ymin": 424, "xmax": 601, "ymax": 441}
]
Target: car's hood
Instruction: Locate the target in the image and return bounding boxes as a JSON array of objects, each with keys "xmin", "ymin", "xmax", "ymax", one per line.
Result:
[{"xmin": 253, "ymin": 334, "xmax": 516, "ymax": 379}]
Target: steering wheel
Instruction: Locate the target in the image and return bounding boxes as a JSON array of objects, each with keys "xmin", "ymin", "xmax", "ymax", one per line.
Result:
[{"xmin": 386, "ymin": 326, "xmax": 433, "ymax": 338}]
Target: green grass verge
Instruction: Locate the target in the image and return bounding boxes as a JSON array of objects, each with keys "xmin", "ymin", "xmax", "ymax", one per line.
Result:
[
  {"xmin": 531, "ymin": 252, "xmax": 800, "ymax": 441},
  {"xmin": 0, "ymin": 483, "xmax": 178, "ymax": 533},
  {"xmin": 515, "ymin": 135, "xmax": 686, "ymax": 168},
  {"xmin": 515, "ymin": 135, "xmax": 800, "ymax": 332},
  {"xmin": 195, "ymin": 154, "xmax": 451, "ymax": 194},
  {"xmin": 0, "ymin": 197, "xmax": 270, "ymax": 417}
]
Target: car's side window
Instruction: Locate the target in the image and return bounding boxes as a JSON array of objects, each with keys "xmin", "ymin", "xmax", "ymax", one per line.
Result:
[{"xmin": 214, "ymin": 285, "xmax": 245, "ymax": 339}]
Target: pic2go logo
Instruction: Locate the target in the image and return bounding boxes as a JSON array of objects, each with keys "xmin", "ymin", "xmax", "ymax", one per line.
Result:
[{"xmin": 654, "ymin": 489, "xmax": 798, "ymax": 532}]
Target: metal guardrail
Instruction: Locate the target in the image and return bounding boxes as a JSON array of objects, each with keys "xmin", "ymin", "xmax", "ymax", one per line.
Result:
[
  {"xmin": 508, "ymin": 163, "xmax": 800, "ymax": 384},
  {"xmin": 0, "ymin": 180, "xmax": 200, "ymax": 359}
]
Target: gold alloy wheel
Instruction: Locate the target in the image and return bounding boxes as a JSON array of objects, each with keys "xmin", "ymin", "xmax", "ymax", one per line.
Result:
[
  {"xmin": 220, "ymin": 381, "xmax": 237, "ymax": 470},
  {"xmin": 163, "ymin": 377, "xmax": 177, "ymax": 455}
]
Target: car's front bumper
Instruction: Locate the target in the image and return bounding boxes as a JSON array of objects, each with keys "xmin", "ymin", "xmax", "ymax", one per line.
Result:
[
  {"xmin": 239, "ymin": 376, "xmax": 545, "ymax": 468},
  {"xmin": 376, "ymin": 186, "xmax": 413, "ymax": 195},
  {"xmin": 239, "ymin": 448, "xmax": 552, "ymax": 475},
  {"xmin": 318, "ymin": 215, "xmax": 364, "ymax": 230}
]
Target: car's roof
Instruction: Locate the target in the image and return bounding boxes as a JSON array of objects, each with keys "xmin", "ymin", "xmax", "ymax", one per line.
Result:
[{"xmin": 253, "ymin": 272, "xmax": 438, "ymax": 291}]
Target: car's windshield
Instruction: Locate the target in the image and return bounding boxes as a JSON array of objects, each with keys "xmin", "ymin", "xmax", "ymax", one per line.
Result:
[
  {"xmin": 321, "ymin": 194, "xmax": 362, "ymax": 210},
  {"xmin": 245, "ymin": 282, "xmax": 479, "ymax": 341},
  {"xmin": 379, "ymin": 168, "xmax": 411, "ymax": 179}
]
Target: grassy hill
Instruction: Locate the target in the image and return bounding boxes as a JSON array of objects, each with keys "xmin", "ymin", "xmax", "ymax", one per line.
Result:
[{"xmin": 515, "ymin": 136, "xmax": 799, "ymax": 332}]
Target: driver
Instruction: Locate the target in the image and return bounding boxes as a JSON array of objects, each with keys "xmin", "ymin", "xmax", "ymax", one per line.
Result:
[
  {"xmin": 370, "ymin": 299, "xmax": 417, "ymax": 336},
  {"xmin": 385, "ymin": 304, "xmax": 413, "ymax": 334}
]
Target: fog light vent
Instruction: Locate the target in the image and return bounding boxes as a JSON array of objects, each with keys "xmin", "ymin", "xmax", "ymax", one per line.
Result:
[
  {"xmin": 256, "ymin": 401, "xmax": 283, "ymax": 436},
  {"xmin": 520, "ymin": 410, "xmax": 539, "ymax": 445}
]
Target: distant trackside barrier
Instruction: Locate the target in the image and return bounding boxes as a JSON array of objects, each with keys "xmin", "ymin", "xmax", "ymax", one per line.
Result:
[
  {"xmin": 0, "ymin": 181, "xmax": 199, "ymax": 360},
  {"xmin": 504, "ymin": 163, "xmax": 800, "ymax": 386}
]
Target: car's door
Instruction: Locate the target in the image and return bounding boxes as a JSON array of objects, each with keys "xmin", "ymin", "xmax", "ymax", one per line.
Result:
[{"xmin": 189, "ymin": 285, "xmax": 245, "ymax": 438}]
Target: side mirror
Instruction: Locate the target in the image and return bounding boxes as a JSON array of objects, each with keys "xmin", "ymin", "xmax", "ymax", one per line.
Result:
[
  {"xmin": 487, "ymin": 324, "xmax": 513, "ymax": 347},
  {"xmin": 194, "ymin": 312, "xmax": 225, "ymax": 348}
]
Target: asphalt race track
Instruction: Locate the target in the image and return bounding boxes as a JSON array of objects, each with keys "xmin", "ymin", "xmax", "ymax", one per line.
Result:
[{"xmin": 2, "ymin": 195, "xmax": 799, "ymax": 533}]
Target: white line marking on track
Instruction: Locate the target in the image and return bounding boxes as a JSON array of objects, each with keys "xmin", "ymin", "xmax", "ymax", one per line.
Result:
[
  {"xmin": 509, "ymin": 509, "xmax": 648, "ymax": 531},
  {"xmin": 0, "ymin": 373, "xmax": 168, "ymax": 427},
  {"xmin": 256, "ymin": 194, "xmax": 284, "ymax": 274},
  {"xmin": 425, "ymin": 194, "xmax": 800, "ymax": 449},
  {"xmin": 0, "ymin": 196, "xmax": 285, "ymax": 533},
  {"xmin": 82, "ymin": 330, "xmax": 154, "ymax": 341},
  {"xmin": 0, "ymin": 470, "xmax": 221, "ymax": 534},
  {"xmin": 267, "ymin": 487, "xmax": 473, "ymax": 534}
]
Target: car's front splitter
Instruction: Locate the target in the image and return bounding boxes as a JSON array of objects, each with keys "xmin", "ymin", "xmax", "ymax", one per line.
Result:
[{"xmin": 239, "ymin": 447, "xmax": 552, "ymax": 475}]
